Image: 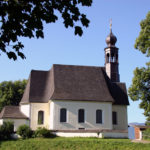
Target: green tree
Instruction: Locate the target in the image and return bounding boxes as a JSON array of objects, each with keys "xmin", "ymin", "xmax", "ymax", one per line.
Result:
[
  {"xmin": 0, "ymin": 80, "xmax": 27, "ymax": 112},
  {"xmin": 134, "ymin": 11, "xmax": 150, "ymax": 56},
  {"xmin": 129, "ymin": 11, "xmax": 150, "ymax": 124},
  {"xmin": 0, "ymin": 0, "xmax": 92, "ymax": 60},
  {"xmin": 128, "ymin": 63, "xmax": 150, "ymax": 123}
]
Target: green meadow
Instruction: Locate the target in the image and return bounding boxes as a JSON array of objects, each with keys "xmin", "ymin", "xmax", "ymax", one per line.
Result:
[{"xmin": 0, "ymin": 137, "xmax": 150, "ymax": 150}]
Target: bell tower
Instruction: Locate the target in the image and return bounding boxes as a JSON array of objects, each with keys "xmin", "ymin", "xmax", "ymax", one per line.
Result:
[{"xmin": 104, "ymin": 21, "xmax": 120, "ymax": 82}]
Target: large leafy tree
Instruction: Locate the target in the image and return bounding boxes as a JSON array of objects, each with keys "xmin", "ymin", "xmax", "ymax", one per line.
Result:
[
  {"xmin": 128, "ymin": 63, "xmax": 150, "ymax": 123},
  {"xmin": 134, "ymin": 11, "xmax": 150, "ymax": 56},
  {"xmin": 0, "ymin": 0, "xmax": 92, "ymax": 60},
  {"xmin": 0, "ymin": 80, "xmax": 27, "ymax": 112},
  {"xmin": 128, "ymin": 11, "xmax": 150, "ymax": 124}
]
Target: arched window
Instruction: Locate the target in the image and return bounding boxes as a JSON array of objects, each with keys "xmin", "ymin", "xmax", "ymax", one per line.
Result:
[
  {"xmin": 106, "ymin": 53, "xmax": 109, "ymax": 63},
  {"xmin": 38, "ymin": 111, "xmax": 44, "ymax": 125},
  {"xmin": 60, "ymin": 108, "xmax": 67, "ymax": 122},
  {"xmin": 78, "ymin": 109, "xmax": 85, "ymax": 123},
  {"xmin": 112, "ymin": 111, "xmax": 117, "ymax": 125},
  {"xmin": 96, "ymin": 109, "xmax": 102, "ymax": 124},
  {"xmin": 111, "ymin": 53, "xmax": 114, "ymax": 62}
]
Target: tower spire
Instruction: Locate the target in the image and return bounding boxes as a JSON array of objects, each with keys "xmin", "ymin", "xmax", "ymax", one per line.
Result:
[
  {"xmin": 110, "ymin": 19, "xmax": 112, "ymax": 33},
  {"xmin": 104, "ymin": 23, "xmax": 120, "ymax": 82},
  {"xmin": 106, "ymin": 19, "xmax": 117, "ymax": 46}
]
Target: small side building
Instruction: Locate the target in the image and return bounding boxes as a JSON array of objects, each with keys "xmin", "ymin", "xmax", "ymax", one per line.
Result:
[
  {"xmin": 128, "ymin": 124, "xmax": 150, "ymax": 140},
  {"xmin": 134, "ymin": 125, "xmax": 150, "ymax": 140},
  {"xmin": 0, "ymin": 106, "xmax": 29, "ymax": 131}
]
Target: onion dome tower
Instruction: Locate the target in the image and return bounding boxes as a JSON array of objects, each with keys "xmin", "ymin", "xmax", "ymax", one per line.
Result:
[{"xmin": 104, "ymin": 20, "xmax": 120, "ymax": 82}]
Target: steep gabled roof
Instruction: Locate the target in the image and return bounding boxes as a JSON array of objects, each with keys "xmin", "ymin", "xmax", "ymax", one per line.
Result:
[
  {"xmin": 102, "ymin": 71, "xmax": 129, "ymax": 105},
  {"xmin": 21, "ymin": 69, "xmax": 54, "ymax": 103},
  {"xmin": 0, "ymin": 106, "xmax": 28, "ymax": 119},
  {"xmin": 112, "ymin": 82, "xmax": 129, "ymax": 105},
  {"xmin": 20, "ymin": 64, "xmax": 129, "ymax": 105}
]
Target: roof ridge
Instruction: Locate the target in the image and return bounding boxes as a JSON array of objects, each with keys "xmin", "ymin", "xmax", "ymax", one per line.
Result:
[
  {"xmin": 31, "ymin": 69, "xmax": 49, "ymax": 72},
  {"xmin": 28, "ymin": 74, "xmax": 31, "ymax": 102},
  {"xmin": 53, "ymin": 64, "xmax": 104, "ymax": 68},
  {"xmin": 20, "ymin": 73, "xmax": 31, "ymax": 104},
  {"xmin": 49, "ymin": 65, "xmax": 55, "ymax": 99}
]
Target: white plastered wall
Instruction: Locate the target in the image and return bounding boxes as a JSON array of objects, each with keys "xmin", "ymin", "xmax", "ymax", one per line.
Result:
[
  {"xmin": 54, "ymin": 132, "xmax": 99, "ymax": 137},
  {"xmin": 105, "ymin": 48, "xmax": 111, "ymax": 78},
  {"xmin": 3, "ymin": 118, "xmax": 29, "ymax": 131},
  {"xmin": 53, "ymin": 131, "xmax": 128, "ymax": 138},
  {"xmin": 20, "ymin": 104, "xmax": 30, "ymax": 118},
  {"xmin": 50, "ymin": 100, "xmax": 112, "ymax": 130},
  {"xmin": 50, "ymin": 101, "xmax": 54, "ymax": 129},
  {"xmin": 0, "ymin": 119, "xmax": 3, "ymax": 125},
  {"xmin": 112, "ymin": 105, "xmax": 128, "ymax": 130},
  {"xmin": 30, "ymin": 102, "xmax": 50, "ymax": 130},
  {"xmin": 102, "ymin": 132, "xmax": 128, "ymax": 138}
]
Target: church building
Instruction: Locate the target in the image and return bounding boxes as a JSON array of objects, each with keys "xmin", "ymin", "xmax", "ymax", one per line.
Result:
[{"xmin": 0, "ymin": 27, "xmax": 129, "ymax": 138}]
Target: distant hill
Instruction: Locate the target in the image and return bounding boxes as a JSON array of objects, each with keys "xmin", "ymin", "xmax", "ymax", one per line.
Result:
[{"xmin": 129, "ymin": 122, "xmax": 145, "ymax": 126}]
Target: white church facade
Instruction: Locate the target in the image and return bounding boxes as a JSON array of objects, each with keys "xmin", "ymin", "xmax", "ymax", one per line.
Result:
[{"xmin": 0, "ymin": 29, "xmax": 129, "ymax": 138}]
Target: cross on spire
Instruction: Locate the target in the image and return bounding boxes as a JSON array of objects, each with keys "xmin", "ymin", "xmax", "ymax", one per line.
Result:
[{"xmin": 110, "ymin": 19, "xmax": 112, "ymax": 33}]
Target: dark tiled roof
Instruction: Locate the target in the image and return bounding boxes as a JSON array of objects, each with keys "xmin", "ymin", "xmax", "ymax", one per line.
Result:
[
  {"xmin": 112, "ymin": 82, "xmax": 129, "ymax": 105},
  {"xmin": 20, "ymin": 64, "xmax": 129, "ymax": 105},
  {"xmin": 0, "ymin": 106, "xmax": 28, "ymax": 119},
  {"xmin": 103, "ymin": 72, "xmax": 129, "ymax": 105},
  {"xmin": 21, "ymin": 68, "xmax": 54, "ymax": 103}
]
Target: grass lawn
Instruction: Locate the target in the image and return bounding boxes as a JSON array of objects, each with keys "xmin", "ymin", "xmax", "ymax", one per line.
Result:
[{"xmin": 0, "ymin": 137, "xmax": 150, "ymax": 150}]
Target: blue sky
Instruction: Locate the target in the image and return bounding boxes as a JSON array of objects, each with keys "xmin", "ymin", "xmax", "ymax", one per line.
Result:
[{"xmin": 0, "ymin": 0, "xmax": 150, "ymax": 123}]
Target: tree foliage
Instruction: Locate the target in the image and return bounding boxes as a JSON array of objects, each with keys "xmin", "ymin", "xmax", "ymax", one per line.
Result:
[
  {"xmin": 0, "ymin": 0, "xmax": 92, "ymax": 60},
  {"xmin": 135, "ymin": 11, "xmax": 150, "ymax": 56},
  {"xmin": 129, "ymin": 11, "xmax": 150, "ymax": 124},
  {"xmin": 143, "ymin": 128, "xmax": 150, "ymax": 139},
  {"xmin": 128, "ymin": 63, "xmax": 150, "ymax": 123},
  {"xmin": 0, "ymin": 80, "xmax": 27, "ymax": 112},
  {"xmin": 34, "ymin": 127, "xmax": 54, "ymax": 138},
  {"xmin": 0, "ymin": 121, "xmax": 14, "ymax": 140},
  {"xmin": 128, "ymin": 11, "xmax": 150, "ymax": 124},
  {"xmin": 17, "ymin": 124, "xmax": 32, "ymax": 139}
]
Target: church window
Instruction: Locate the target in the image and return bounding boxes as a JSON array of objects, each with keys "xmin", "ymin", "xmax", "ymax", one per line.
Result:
[
  {"xmin": 111, "ymin": 53, "xmax": 114, "ymax": 62},
  {"xmin": 112, "ymin": 111, "xmax": 117, "ymax": 125},
  {"xmin": 78, "ymin": 109, "xmax": 85, "ymax": 123},
  {"xmin": 106, "ymin": 53, "xmax": 109, "ymax": 63},
  {"xmin": 60, "ymin": 108, "xmax": 67, "ymax": 122},
  {"xmin": 96, "ymin": 109, "xmax": 102, "ymax": 124},
  {"xmin": 38, "ymin": 111, "xmax": 44, "ymax": 125}
]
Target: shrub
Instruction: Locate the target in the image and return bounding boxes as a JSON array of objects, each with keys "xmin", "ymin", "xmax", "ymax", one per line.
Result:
[
  {"xmin": 17, "ymin": 124, "xmax": 32, "ymax": 139},
  {"xmin": 143, "ymin": 128, "xmax": 150, "ymax": 140},
  {"xmin": 34, "ymin": 127, "xmax": 53, "ymax": 138},
  {"xmin": 0, "ymin": 121, "xmax": 14, "ymax": 140}
]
